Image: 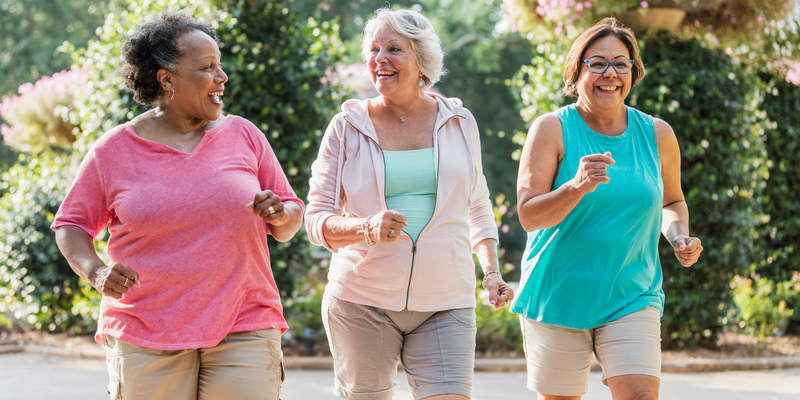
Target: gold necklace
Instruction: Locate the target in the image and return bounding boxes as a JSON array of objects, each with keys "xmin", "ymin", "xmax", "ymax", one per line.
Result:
[{"xmin": 382, "ymin": 97, "xmax": 424, "ymax": 123}]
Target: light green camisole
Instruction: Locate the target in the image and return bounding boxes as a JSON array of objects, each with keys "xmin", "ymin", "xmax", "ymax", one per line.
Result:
[{"xmin": 383, "ymin": 148, "xmax": 436, "ymax": 242}]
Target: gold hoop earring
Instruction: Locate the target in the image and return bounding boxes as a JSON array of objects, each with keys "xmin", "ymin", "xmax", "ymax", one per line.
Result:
[{"xmin": 169, "ymin": 88, "xmax": 175, "ymax": 100}]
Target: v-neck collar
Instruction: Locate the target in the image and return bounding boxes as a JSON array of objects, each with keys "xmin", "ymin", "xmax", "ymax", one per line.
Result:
[{"xmin": 126, "ymin": 115, "xmax": 232, "ymax": 155}]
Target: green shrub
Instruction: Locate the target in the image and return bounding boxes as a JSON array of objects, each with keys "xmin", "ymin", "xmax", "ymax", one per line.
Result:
[
  {"xmin": 730, "ymin": 275, "xmax": 797, "ymax": 340},
  {"xmin": 514, "ymin": 35, "xmax": 767, "ymax": 348},
  {"xmin": 757, "ymin": 73, "xmax": 800, "ymax": 333},
  {"xmin": 475, "ymin": 282, "xmax": 522, "ymax": 353},
  {"xmin": 283, "ymin": 282, "xmax": 326, "ymax": 354},
  {"xmin": 0, "ymin": 154, "xmax": 101, "ymax": 333}
]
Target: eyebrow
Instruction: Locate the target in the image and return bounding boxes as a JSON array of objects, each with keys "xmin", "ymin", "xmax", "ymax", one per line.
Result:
[{"xmin": 587, "ymin": 55, "xmax": 630, "ymax": 59}]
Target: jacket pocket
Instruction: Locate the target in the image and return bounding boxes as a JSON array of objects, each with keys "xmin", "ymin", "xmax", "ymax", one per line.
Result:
[
  {"xmin": 411, "ymin": 237, "xmax": 467, "ymax": 294},
  {"xmin": 352, "ymin": 242, "xmax": 409, "ymax": 291}
]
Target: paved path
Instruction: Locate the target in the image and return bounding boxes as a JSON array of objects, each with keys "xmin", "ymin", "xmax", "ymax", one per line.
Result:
[{"xmin": 1, "ymin": 353, "xmax": 799, "ymax": 400}]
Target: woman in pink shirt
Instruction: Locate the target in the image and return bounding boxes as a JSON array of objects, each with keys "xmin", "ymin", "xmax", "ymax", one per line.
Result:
[{"xmin": 51, "ymin": 11, "xmax": 303, "ymax": 400}]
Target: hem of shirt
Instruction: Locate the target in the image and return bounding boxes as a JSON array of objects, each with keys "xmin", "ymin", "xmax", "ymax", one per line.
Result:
[
  {"xmin": 511, "ymin": 299, "xmax": 663, "ymax": 330},
  {"xmin": 95, "ymin": 321, "xmax": 289, "ymax": 350}
]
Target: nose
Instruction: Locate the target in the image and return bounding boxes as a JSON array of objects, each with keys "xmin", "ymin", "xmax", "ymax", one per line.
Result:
[
  {"xmin": 216, "ymin": 65, "xmax": 228, "ymax": 83},
  {"xmin": 375, "ymin": 48, "xmax": 389, "ymax": 64},
  {"xmin": 603, "ymin": 64, "xmax": 618, "ymax": 78}
]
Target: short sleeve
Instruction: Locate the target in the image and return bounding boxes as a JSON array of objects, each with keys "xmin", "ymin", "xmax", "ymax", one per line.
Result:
[
  {"xmin": 51, "ymin": 147, "xmax": 113, "ymax": 240},
  {"xmin": 249, "ymin": 123, "xmax": 305, "ymax": 225}
]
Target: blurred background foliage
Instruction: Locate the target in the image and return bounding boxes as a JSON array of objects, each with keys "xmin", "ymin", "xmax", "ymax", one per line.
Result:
[{"xmin": 1, "ymin": 0, "xmax": 800, "ymax": 352}]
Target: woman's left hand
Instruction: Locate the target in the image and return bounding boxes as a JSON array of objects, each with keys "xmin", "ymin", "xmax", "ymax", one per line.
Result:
[
  {"xmin": 671, "ymin": 235, "xmax": 703, "ymax": 267},
  {"xmin": 484, "ymin": 274, "xmax": 515, "ymax": 310},
  {"xmin": 246, "ymin": 190, "xmax": 288, "ymax": 226}
]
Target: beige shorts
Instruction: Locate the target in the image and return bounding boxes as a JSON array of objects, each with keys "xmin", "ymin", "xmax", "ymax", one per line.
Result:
[
  {"xmin": 104, "ymin": 329, "xmax": 284, "ymax": 400},
  {"xmin": 520, "ymin": 307, "xmax": 661, "ymax": 396},
  {"xmin": 322, "ymin": 292, "xmax": 476, "ymax": 400}
]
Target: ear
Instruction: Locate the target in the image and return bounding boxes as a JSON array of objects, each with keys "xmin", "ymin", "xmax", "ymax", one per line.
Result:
[{"xmin": 156, "ymin": 68, "xmax": 173, "ymax": 91}]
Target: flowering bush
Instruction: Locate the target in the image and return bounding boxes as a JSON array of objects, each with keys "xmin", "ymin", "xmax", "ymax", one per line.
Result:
[
  {"xmin": 0, "ymin": 69, "xmax": 88, "ymax": 152},
  {"xmin": 323, "ymin": 63, "xmax": 377, "ymax": 100}
]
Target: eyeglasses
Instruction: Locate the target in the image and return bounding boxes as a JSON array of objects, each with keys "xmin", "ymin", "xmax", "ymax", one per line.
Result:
[{"xmin": 582, "ymin": 58, "xmax": 635, "ymax": 74}]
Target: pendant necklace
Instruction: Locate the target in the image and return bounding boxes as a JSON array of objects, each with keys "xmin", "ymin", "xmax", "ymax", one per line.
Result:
[{"xmin": 383, "ymin": 97, "xmax": 424, "ymax": 123}]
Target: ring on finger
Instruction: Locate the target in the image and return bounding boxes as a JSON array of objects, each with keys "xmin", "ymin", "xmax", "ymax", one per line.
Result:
[
  {"xmin": 388, "ymin": 228, "xmax": 395, "ymax": 238},
  {"xmin": 392, "ymin": 210, "xmax": 397, "ymax": 221},
  {"xmin": 268, "ymin": 205, "xmax": 276, "ymax": 215},
  {"xmin": 123, "ymin": 277, "xmax": 129, "ymax": 287}
]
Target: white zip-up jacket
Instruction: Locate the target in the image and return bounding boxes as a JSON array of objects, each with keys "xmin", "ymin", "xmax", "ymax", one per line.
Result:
[{"xmin": 305, "ymin": 92, "xmax": 498, "ymax": 312}]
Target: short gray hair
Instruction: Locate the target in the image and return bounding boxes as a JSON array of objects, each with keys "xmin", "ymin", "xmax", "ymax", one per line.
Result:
[{"xmin": 361, "ymin": 8, "xmax": 446, "ymax": 88}]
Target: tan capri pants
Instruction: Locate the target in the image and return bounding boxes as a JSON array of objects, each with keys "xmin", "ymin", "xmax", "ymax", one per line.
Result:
[
  {"xmin": 520, "ymin": 307, "xmax": 662, "ymax": 396},
  {"xmin": 104, "ymin": 329, "xmax": 284, "ymax": 400}
]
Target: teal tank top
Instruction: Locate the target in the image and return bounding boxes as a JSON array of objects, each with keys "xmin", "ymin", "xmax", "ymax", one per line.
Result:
[
  {"xmin": 383, "ymin": 148, "xmax": 436, "ymax": 242},
  {"xmin": 510, "ymin": 104, "xmax": 665, "ymax": 329}
]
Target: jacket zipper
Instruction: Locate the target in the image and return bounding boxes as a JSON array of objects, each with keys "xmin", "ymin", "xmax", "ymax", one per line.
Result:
[{"xmin": 343, "ymin": 113, "xmax": 461, "ymax": 310}]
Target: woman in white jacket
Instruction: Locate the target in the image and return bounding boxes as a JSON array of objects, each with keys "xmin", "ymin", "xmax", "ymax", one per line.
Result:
[{"xmin": 305, "ymin": 8, "xmax": 514, "ymax": 400}]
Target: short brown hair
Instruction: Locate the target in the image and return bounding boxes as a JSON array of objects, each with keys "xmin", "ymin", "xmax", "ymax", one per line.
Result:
[{"xmin": 563, "ymin": 18, "xmax": 645, "ymax": 98}]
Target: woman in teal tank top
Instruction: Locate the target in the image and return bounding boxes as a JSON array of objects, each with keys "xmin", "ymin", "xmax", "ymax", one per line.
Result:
[{"xmin": 513, "ymin": 19, "xmax": 703, "ymax": 399}]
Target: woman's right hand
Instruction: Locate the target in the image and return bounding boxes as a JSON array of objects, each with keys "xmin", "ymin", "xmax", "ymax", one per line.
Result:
[
  {"xmin": 367, "ymin": 210, "xmax": 408, "ymax": 243},
  {"xmin": 569, "ymin": 152, "xmax": 615, "ymax": 194},
  {"xmin": 88, "ymin": 263, "xmax": 139, "ymax": 300}
]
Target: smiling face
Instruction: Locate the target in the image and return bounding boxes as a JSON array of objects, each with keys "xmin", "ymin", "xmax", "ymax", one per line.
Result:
[
  {"xmin": 574, "ymin": 35, "xmax": 633, "ymax": 113},
  {"xmin": 366, "ymin": 25, "xmax": 422, "ymax": 100},
  {"xmin": 166, "ymin": 30, "xmax": 227, "ymax": 121}
]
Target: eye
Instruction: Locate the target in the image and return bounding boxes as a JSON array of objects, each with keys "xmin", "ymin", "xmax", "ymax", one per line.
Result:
[
  {"xmin": 615, "ymin": 60, "xmax": 632, "ymax": 69},
  {"xmin": 589, "ymin": 59, "xmax": 606, "ymax": 68},
  {"xmin": 371, "ymin": 46, "xmax": 379, "ymax": 53},
  {"xmin": 390, "ymin": 46, "xmax": 401, "ymax": 52}
]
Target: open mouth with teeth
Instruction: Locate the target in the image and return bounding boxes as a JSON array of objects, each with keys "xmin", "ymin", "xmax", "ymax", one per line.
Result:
[
  {"xmin": 376, "ymin": 71, "xmax": 397, "ymax": 78},
  {"xmin": 209, "ymin": 91, "xmax": 223, "ymax": 105},
  {"xmin": 598, "ymin": 85, "xmax": 620, "ymax": 92}
]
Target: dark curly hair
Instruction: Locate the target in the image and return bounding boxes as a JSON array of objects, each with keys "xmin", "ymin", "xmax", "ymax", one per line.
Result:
[{"xmin": 121, "ymin": 10, "xmax": 218, "ymax": 105}]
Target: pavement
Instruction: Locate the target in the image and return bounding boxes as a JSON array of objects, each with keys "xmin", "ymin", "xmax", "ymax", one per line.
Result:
[{"xmin": 1, "ymin": 353, "xmax": 799, "ymax": 400}]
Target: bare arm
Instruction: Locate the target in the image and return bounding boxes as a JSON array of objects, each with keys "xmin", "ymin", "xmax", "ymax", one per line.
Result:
[
  {"xmin": 516, "ymin": 113, "xmax": 615, "ymax": 232},
  {"xmin": 656, "ymin": 118, "xmax": 703, "ymax": 267},
  {"xmin": 55, "ymin": 226, "xmax": 138, "ymax": 299},
  {"xmin": 322, "ymin": 210, "xmax": 408, "ymax": 249}
]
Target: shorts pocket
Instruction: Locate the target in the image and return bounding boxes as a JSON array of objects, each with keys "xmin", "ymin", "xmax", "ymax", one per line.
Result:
[
  {"xmin": 447, "ymin": 308, "xmax": 477, "ymax": 328},
  {"xmin": 326, "ymin": 294, "xmax": 370, "ymax": 319},
  {"xmin": 105, "ymin": 348, "xmax": 122, "ymax": 400}
]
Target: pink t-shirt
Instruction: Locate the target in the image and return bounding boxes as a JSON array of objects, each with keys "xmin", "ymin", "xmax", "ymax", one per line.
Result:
[{"xmin": 52, "ymin": 115, "xmax": 304, "ymax": 350}]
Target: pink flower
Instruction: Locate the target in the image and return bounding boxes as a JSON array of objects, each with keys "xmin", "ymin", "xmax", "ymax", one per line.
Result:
[
  {"xmin": 640, "ymin": 1, "xmax": 649, "ymax": 7},
  {"xmin": 787, "ymin": 62, "xmax": 800, "ymax": 85},
  {"xmin": 584, "ymin": 1, "xmax": 592, "ymax": 9},
  {"xmin": 502, "ymin": 225, "xmax": 510, "ymax": 233}
]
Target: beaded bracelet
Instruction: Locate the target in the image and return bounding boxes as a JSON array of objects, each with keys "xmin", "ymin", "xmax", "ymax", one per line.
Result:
[
  {"xmin": 482, "ymin": 270, "xmax": 502, "ymax": 288},
  {"xmin": 362, "ymin": 215, "xmax": 377, "ymax": 247}
]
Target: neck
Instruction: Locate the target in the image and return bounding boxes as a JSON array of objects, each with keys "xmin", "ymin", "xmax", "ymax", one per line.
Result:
[
  {"xmin": 575, "ymin": 99, "xmax": 626, "ymax": 129},
  {"xmin": 381, "ymin": 89, "xmax": 425, "ymax": 113},
  {"xmin": 152, "ymin": 103, "xmax": 209, "ymax": 135}
]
